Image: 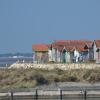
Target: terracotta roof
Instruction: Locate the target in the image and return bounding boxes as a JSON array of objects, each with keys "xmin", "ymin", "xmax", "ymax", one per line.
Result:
[
  {"xmin": 64, "ymin": 46, "xmax": 74, "ymax": 51},
  {"xmin": 75, "ymin": 46, "xmax": 88, "ymax": 52},
  {"xmin": 52, "ymin": 40, "xmax": 92, "ymax": 52},
  {"xmin": 32, "ymin": 44, "xmax": 48, "ymax": 52},
  {"xmin": 84, "ymin": 41, "xmax": 93, "ymax": 48},
  {"xmin": 95, "ymin": 40, "xmax": 100, "ymax": 48},
  {"xmin": 56, "ymin": 45, "xmax": 64, "ymax": 51}
]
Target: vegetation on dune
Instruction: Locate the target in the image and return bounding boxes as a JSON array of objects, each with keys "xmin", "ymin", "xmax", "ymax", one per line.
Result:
[{"xmin": 0, "ymin": 67, "xmax": 100, "ymax": 89}]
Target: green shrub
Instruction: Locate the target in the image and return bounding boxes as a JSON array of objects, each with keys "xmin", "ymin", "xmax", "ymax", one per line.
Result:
[
  {"xmin": 66, "ymin": 76, "xmax": 79, "ymax": 82},
  {"xmin": 88, "ymin": 72, "xmax": 100, "ymax": 82}
]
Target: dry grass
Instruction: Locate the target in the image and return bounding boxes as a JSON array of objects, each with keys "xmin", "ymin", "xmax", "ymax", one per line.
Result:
[{"xmin": 0, "ymin": 67, "xmax": 100, "ymax": 89}]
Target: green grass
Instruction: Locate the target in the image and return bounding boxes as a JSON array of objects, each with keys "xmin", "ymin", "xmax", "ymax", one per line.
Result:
[{"xmin": 0, "ymin": 67, "xmax": 100, "ymax": 89}]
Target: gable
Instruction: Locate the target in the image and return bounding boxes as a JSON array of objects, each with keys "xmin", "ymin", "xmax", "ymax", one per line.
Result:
[{"xmin": 95, "ymin": 40, "xmax": 100, "ymax": 48}]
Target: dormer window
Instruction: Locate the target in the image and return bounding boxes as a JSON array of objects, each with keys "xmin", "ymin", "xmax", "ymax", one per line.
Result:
[{"xmin": 96, "ymin": 48, "xmax": 100, "ymax": 52}]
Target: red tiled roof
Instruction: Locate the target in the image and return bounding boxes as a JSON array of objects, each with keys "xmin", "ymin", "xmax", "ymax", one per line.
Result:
[
  {"xmin": 32, "ymin": 44, "xmax": 48, "ymax": 52},
  {"xmin": 64, "ymin": 46, "xmax": 74, "ymax": 51},
  {"xmin": 75, "ymin": 46, "xmax": 88, "ymax": 52},
  {"xmin": 52, "ymin": 40, "xmax": 92, "ymax": 52},
  {"xmin": 95, "ymin": 40, "xmax": 100, "ymax": 48},
  {"xmin": 56, "ymin": 45, "xmax": 64, "ymax": 51},
  {"xmin": 84, "ymin": 41, "xmax": 93, "ymax": 48}
]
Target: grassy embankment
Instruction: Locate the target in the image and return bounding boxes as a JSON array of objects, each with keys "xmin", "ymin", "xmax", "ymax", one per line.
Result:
[{"xmin": 0, "ymin": 67, "xmax": 100, "ymax": 89}]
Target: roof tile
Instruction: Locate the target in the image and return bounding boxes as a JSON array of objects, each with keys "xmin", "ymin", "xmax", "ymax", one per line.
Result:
[
  {"xmin": 95, "ymin": 40, "xmax": 100, "ymax": 48},
  {"xmin": 52, "ymin": 40, "xmax": 92, "ymax": 52},
  {"xmin": 32, "ymin": 44, "xmax": 48, "ymax": 51}
]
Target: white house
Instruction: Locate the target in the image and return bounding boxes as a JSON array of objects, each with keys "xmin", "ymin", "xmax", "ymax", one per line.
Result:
[
  {"xmin": 92, "ymin": 40, "xmax": 100, "ymax": 63},
  {"xmin": 48, "ymin": 40, "xmax": 93, "ymax": 63}
]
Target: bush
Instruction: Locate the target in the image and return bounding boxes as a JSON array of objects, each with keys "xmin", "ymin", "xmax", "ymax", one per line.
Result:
[
  {"xmin": 88, "ymin": 72, "xmax": 100, "ymax": 82},
  {"xmin": 66, "ymin": 76, "xmax": 79, "ymax": 82},
  {"xmin": 83, "ymin": 70, "xmax": 92, "ymax": 80},
  {"xmin": 33, "ymin": 74, "xmax": 48, "ymax": 85},
  {"xmin": 1, "ymin": 68, "xmax": 100, "ymax": 89}
]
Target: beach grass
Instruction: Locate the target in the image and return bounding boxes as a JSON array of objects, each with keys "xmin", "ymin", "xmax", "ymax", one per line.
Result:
[{"xmin": 0, "ymin": 67, "xmax": 100, "ymax": 89}]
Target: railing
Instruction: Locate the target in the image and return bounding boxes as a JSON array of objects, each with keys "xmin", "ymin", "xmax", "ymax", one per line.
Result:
[{"xmin": 0, "ymin": 89, "xmax": 96, "ymax": 100}]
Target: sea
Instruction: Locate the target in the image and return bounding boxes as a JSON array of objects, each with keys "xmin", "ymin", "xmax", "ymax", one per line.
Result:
[{"xmin": 0, "ymin": 56, "xmax": 33, "ymax": 68}]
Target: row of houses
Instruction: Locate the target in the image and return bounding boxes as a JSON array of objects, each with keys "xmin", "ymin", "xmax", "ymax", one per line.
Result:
[{"xmin": 32, "ymin": 40, "xmax": 100, "ymax": 63}]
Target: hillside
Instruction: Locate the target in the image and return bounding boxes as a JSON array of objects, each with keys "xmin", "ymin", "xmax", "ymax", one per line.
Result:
[{"xmin": 0, "ymin": 66, "xmax": 100, "ymax": 89}]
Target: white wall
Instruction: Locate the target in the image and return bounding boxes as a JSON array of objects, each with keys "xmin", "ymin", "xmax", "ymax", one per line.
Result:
[
  {"xmin": 74, "ymin": 50, "xmax": 80, "ymax": 62},
  {"xmin": 65, "ymin": 52, "xmax": 71, "ymax": 63},
  {"xmin": 60, "ymin": 52, "xmax": 63, "ymax": 63},
  {"xmin": 48, "ymin": 49, "xmax": 52, "ymax": 62},
  {"xmin": 93, "ymin": 42, "xmax": 98, "ymax": 61},
  {"xmin": 56, "ymin": 50, "xmax": 61, "ymax": 62},
  {"xmin": 52, "ymin": 48, "xmax": 56, "ymax": 62},
  {"xmin": 48, "ymin": 47, "xmax": 62, "ymax": 62}
]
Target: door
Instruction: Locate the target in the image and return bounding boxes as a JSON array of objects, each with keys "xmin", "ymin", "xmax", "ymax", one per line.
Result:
[{"xmin": 62, "ymin": 50, "xmax": 66, "ymax": 63}]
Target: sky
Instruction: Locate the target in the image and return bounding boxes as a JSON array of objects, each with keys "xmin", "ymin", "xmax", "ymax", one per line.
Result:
[{"xmin": 0, "ymin": 0, "xmax": 100, "ymax": 53}]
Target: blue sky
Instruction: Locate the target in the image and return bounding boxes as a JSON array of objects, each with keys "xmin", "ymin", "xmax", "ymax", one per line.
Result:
[{"xmin": 0, "ymin": 0, "xmax": 100, "ymax": 53}]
